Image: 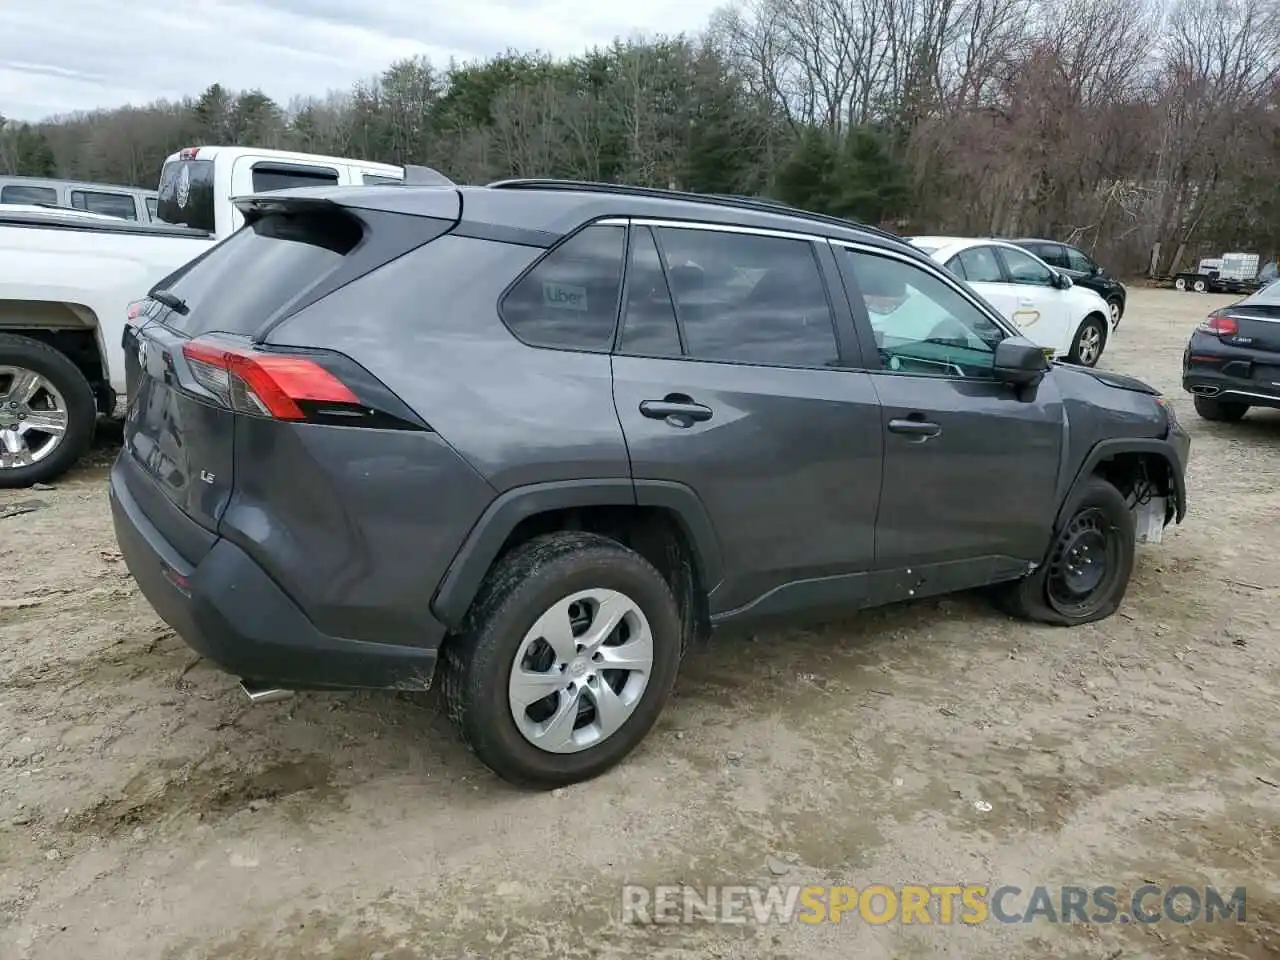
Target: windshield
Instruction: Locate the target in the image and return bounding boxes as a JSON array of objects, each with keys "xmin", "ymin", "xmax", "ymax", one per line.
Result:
[{"xmin": 155, "ymin": 159, "xmax": 216, "ymax": 232}]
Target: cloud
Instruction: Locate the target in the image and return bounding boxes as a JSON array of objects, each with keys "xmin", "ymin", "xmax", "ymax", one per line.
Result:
[{"xmin": 0, "ymin": 0, "xmax": 721, "ymax": 121}]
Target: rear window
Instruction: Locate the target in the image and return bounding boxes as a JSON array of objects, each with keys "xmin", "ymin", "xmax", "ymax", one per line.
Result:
[
  {"xmin": 2, "ymin": 184, "xmax": 57, "ymax": 205},
  {"xmin": 156, "ymin": 159, "xmax": 216, "ymax": 231},
  {"xmin": 71, "ymin": 190, "xmax": 138, "ymax": 220},
  {"xmin": 155, "ymin": 209, "xmax": 362, "ymax": 336},
  {"xmin": 251, "ymin": 164, "xmax": 339, "ymax": 193}
]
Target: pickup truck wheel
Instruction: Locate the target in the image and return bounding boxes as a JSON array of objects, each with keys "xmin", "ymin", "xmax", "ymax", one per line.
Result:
[
  {"xmin": 441, "ymin": 532, "xmax": 682, "ymax": 789},
  {"xmin": 1067, "ymin": 315, "xmax": 1107, "ymax": 367},
  {"xmin": 995, "ymin": 477, "xmax": 1135, "ymax": 626},
  {"xmin": 1192, "ymin": 395, "xmax": 1248, "ymax": 422},
  {"xmin": 0, "ymin": 334, "xmax": 96, "ymax": 488}
]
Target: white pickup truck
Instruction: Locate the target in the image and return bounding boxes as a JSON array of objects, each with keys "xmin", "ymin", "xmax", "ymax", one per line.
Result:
[{"xmin": 0, "ymin": 145, "xmax": 407, "ymax": 487}]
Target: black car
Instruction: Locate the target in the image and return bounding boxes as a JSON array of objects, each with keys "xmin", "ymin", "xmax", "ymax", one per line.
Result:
[
  {"xmin": 1011, "ymin": 238, "xmax": 1127, "ymax": 327},
  {"xmin": 1182, "ymin": 279, "xmax": 1280, "ymax": 421}
]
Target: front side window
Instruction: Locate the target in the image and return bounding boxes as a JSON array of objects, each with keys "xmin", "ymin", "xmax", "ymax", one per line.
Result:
[
  {"xmin": 1065, "ymin": 246, "xmax": 1095, "ymax": 273},
  {"xmin": 1030, "ymin": 243, "xmax": 1066, "ymax": 268},
  {"xmin": 999, "ymin": 247, "xmax": 1055, "ymax": 287},
  {"xmin": 2, "ymin": 184, "xmax": 57, "ymax": 206},
  {"xmin": 653, "ymin": 226, "xmax": 839, "ymax": 368},
  {"xmin": 500, "ymin": 224, "xmax": 625, "ymax": 352},
  {"xmin": 845, "ymin": 248, "xmax": 1007, "ymax": 379}
]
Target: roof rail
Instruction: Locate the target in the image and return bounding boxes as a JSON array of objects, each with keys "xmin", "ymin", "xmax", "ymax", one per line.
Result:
[
  {"xmin": 484, "ymin": 178, "xmax": 901, "ymax": 240},
  {"xmin": 401, "ymin": 164, "xmax": 455, "ymax": 187}
]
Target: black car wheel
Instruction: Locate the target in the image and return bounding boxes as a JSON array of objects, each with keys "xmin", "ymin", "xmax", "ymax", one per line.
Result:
[
  {"xmin": 1192, "ymin": 395, "xmax": 1248, "ymax": 422},
  {"xmin": 1106, "ymin": 297, "xmax": 1123, "ymax": 328},
  {"xmin": 994, "ymin": 477, "xmax": 1135, "ymax": 626},
  {"xmin": 441, "ymin": 531, "xmax": 683, "ymax": 789}
]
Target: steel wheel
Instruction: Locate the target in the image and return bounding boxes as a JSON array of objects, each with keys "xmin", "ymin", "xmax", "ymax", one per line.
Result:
[
  {"xmin": 0, "ymin": 365, "xmax": 70, "ymax": 471},
  {"xmin": 508, "ymin": 588, "xmax": 654, "ymax": 754},
  {"xmin": 1046, "ymin": 507, "xmax": 1122, "ymax": 619}
]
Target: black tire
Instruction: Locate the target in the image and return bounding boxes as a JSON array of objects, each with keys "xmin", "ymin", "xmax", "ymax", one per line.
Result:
[
  {"xmin": 1067, "ymin": 314, "xmax": 1108, "ymax": 367},
  {"xmin": 1193, "ymin": 395, "xmax": 1248, "ymax": 422},
  {"xmin": 0, "ymin": 333, "xmax": 97, "ymax": 489},
  {"xmin": 1106, "ymin": 297, "xmax": 1123, "ymax": 328},
  {"xmin": 995, "ymin": 477, "xmax": 1135, "ymax": 626},
  {"xmin": 440, "ymin": 531, "xmax": 683, "ymax": 789},
  {"xmin": 1193, "ymin": 279, "xmax": 1207, "ymax": 293}
]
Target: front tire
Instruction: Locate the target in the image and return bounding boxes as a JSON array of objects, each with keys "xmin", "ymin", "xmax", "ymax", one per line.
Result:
[
  {"xmin": 1106, "ymin": 297, "xmax": 1123, "ymax": 328},
  {"xmin": 995, "ymin": 477, "xmax": 1135, "ymax": 626},
  {"xmin": 1067, "ymin": 315, "xmax": 1107, "ymax": 367},
  {"xmin": 0, "ymin": 333, "xmax": 97, "ymax": 488},
  {"xmin": 1193, "ymin": 395, "xmax": 1248, "ymax": 422},
  {"xmin": 441, "ymin": 532, "xmax": 683, "ymax": 789}
]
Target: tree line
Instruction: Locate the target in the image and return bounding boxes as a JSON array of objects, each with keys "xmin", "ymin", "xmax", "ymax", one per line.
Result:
[{"xmin": 2, "ymin": 0, "xmax": 1279, "ymax": 276}]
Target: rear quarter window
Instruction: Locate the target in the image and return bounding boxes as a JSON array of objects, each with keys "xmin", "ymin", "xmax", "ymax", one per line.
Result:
[
  {"xmin": 500, "ymin": 224, "xmax": 626, "ymax": 352},
  {"xmin": 251, "ymin": 164, "xmax": 339, "ymax": 193},
  {"xmin": 156, "ymin": 209, "xmax": 362, "ymax": 337}
]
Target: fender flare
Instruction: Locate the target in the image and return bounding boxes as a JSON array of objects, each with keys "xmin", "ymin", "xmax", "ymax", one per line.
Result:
[
  {"xmin": 430, "ymin": 478, "xmax": 723, "ymax": 630},
  {"xmin": 1054, "ymin": 437, "xmax": 1187, "ymax": 529}
]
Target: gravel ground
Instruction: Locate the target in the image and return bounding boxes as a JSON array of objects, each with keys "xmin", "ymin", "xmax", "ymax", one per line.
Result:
[{"xmin": 1, "ymin": 288, "xmax": 1277, "ymax": 960}]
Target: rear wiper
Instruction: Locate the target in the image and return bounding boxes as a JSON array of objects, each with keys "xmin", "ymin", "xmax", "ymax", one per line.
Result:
[{"xmin": 151, "ymin": 289, "xmax": 188, "ymax": 315}]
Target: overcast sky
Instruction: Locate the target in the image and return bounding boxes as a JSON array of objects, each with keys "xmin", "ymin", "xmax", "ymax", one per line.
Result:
[{"xmin": 1, "ymin": 0, "xmax": 722, "ymax": 121}]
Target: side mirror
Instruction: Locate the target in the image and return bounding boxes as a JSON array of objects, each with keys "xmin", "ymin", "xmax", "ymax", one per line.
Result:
[
  {"xmin": 1054, "ymin": 272, "xmax": 1073, "ymax": 289},
  {"xmin": 1091, "ymin": 264, "xmax": 1103, "ymax": 276},
  {"xmin": 994, "ymin": 336, "xmax": 1050, "ymax": 389}
]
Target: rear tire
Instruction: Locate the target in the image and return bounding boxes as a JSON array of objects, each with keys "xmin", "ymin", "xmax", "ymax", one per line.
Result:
[
  {"xmin": 0, "ymin": 333, "xmax": 97, "ymax": 489},
  {"xmin": 1174, "ymin": 277, "xmax": 1187, "ymax": 291},
  {"xmin": 1067, "ymin": 315, "xmax": 1107, "ymax": 367},
  {"xmin": 1193, "ymin": 395, "xmax": 1248, "ymax": 422},
  {"xmin": 1193, "ymin": 279, "xmax": 1207, "ymax": 292},
  {"xmin": 441, "ymin": 532, "xmax": 683, "ymax": 789},
  {"xmin": 995, "ymin": 477, "xmax": 1135, "ymax": 626}
]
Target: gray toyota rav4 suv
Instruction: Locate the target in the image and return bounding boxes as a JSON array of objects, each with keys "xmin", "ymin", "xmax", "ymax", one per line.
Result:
[{"xmin": 110, "ymin": 176, "xmax": 1191, "ymax": 788}]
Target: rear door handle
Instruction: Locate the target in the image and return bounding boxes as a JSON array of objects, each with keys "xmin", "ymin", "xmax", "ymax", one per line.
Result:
[
  {"xmin": 639, "ymin": 399, "xmax": 713, "ymax": 423},
  {"xmin": 888, "ymin": 418, "xmax": 941, "ymax": 439}
]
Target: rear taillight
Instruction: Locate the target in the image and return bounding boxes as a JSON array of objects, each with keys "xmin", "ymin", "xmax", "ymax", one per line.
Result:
[
  {"xmin": 182, "ymin": 339, "xmax": 361, "ymax": 421},
  {"xmin": 1200, "ymin": 311, "xmax": 1239, "ymax": 337}
]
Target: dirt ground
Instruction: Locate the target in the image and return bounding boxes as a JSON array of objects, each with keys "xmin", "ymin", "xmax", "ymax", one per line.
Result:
[{"xmin": 2, "ymin": 288, "xmax": 1278, "ymax": 960}]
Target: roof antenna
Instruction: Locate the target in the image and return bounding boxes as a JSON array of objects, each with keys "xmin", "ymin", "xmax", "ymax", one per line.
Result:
[{"xmin": 400, "ymin": 165, "xmax": 455, "ymax": 187}]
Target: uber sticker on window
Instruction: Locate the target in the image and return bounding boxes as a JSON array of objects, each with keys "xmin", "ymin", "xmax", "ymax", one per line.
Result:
[{"xmin": 543, "ymin": 281, "xmax": 588, "ymax": 311}]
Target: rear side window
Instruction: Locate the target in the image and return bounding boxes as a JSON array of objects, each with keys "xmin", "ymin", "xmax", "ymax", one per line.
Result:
[
  {"xmin": 251, "ymin": 164, "xmax": 339, "ymax": 193},
  {"xmin": 956, "ymin": 246, "xmax": 1003, "ymax": 283},
  {"xmin": 1031, "ymin": 243, "xmax": 1066, "ymax": 268},
  {"xmin": 654, "ymin": 226, "xmax": 838, "ymax": 368},
  {"xmin": 156, "ymin": 159, "xmax": 216, "ymax": 231},
  {"xmin": 619, "ymin": 227, "xmax": 682, "ymax": 358},
  {"xmin": 500, "ymin": 224, "xmax": 626, "ymax": 352},
  {"xmin": 156, "ymin": 209, "xmax": 362, "ymax": 336},
  {"xmin": 71, "ymin": 190, "xmax": 138, "ymax": 220}
]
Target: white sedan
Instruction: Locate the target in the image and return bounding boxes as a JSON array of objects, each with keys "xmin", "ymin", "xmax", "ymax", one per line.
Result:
[{"xmin": 907, "ymin": 236, "xmax": 1115, "ymax": 366}]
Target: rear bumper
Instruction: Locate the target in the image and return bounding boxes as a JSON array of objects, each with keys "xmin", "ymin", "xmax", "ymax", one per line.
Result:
[
  {"xmin": 1182, "ymin": 343, "xmax": 1280, "ymax": 409},
  {"xmin": 109, "ymin": 457, "xmax": 440, "ymax": 691}
]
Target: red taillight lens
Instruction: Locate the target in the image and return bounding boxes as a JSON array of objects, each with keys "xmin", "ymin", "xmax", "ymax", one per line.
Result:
[
  {"xmin": 1201, "ymin": 313, "xmax": 1239, "ymax": 337},
  {"xmin": 126, "ymin": 300, "xmax": 145, "ymax": 321},
  {"xmin": 181, "ymin": 339, "xmax": 360, "ymax": 420},
  {"xmin": 179, "ymin": 146, "xmax": 200, "ymax": 160}
]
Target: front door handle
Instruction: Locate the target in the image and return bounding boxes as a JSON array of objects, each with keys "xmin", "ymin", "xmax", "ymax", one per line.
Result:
[
  {"xmin": 888, "ymin": 417, "xmax": 941, "ymax": 439},
  {"xmin": 639, "ymin": 398, "xmax": 713, "ymax": 424}
]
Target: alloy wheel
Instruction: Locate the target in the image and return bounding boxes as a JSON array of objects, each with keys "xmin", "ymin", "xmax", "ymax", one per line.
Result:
[{"xmin": 0, "ymin": 366, "xmax": 70, "ymax": 471}]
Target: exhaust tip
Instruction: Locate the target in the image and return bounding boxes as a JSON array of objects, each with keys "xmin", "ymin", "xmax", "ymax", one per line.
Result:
[
  {"xmin": 1191, "ymin": 384, "xmax": 1220, "ymax": 396},
  {"xmin": 239, "ymin": 681, "xmax": 293, "ymax": 705}
]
